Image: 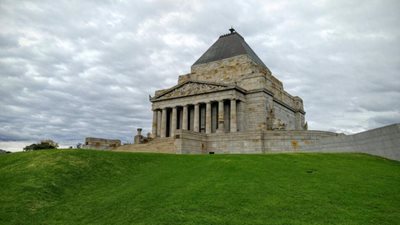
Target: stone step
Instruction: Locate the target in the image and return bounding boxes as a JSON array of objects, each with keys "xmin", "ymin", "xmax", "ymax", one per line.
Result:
[{"xmin": 115, "ymin": 138, "xmax": 175, "ymax": 153}]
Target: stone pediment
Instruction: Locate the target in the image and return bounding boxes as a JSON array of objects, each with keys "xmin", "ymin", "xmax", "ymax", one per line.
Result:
[{"xmin": 153, "ymin": 81, "xmax": 229, "ymax": 100}]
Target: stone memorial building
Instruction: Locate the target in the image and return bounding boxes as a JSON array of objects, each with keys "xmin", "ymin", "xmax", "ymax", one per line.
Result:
[
  {"xmin": 151, "ymin": 28, "xmax": 307, "ymax": 138},
  {"xmin": 117, "ymin": 28, "xmax": 310, "ymax": 154}
]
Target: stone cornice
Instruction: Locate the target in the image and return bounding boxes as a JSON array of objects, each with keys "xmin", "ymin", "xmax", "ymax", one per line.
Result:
[
  {"xmin": 273, "ymin": 98, "xmax": 306, "ymax": 114},
  {"xmin": 246, "ymin": 88, "xmax": 274, "ymax": 97},
  {"xmin": 247, "ymin": 88, "xmax": 305, "ymax": 114}
]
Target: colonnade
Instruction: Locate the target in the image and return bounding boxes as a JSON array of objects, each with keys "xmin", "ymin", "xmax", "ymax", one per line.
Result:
[{"xmin": 152, "ymin": 99, "xmax": 238, "ymax": 138}]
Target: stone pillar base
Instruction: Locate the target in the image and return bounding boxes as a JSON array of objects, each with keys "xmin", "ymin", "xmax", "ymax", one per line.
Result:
[{"xmin": 217, "ymin": 121, "xmax": 225, "ymax": 133}]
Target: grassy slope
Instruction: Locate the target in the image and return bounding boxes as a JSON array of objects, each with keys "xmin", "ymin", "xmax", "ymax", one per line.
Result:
[{"xmin": 0, "ymin": 150, "xmax": 399, "ymax": 225}]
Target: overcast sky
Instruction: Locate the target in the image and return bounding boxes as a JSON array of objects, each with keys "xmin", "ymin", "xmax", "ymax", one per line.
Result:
[{"xmin": 1, "ymin": 0, "xmax": 399, "ymax": 150}]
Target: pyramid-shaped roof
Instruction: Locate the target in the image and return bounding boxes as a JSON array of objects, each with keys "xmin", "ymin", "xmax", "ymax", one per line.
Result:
[{"xmin": 192, "ymin": 29, "xmax": 267, "ymax": 68}]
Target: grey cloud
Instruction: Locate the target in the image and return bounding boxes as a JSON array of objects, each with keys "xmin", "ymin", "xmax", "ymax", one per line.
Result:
[
  {"xmin": 0, "ymin": 0, "xmax": 399, "ymax": 147},
  {"xmin": 368, "ymin": 113, "xmax": 400, "ymax": 128}
]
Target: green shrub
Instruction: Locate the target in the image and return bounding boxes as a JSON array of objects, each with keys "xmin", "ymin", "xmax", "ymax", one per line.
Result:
[{"xmin": 23, "ymin": 140, "xmax": 58, "ymax": 151}]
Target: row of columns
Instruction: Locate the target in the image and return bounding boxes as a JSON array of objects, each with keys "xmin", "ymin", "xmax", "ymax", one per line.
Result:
[{"xmin": 152, "ymin": 99, "xmax": 238, "ymax": 138}]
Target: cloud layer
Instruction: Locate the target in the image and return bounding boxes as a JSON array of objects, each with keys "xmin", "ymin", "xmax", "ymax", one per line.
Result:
[{"xmin": 1, "ymin": 0, "xmax": 399, "ymax": 146}]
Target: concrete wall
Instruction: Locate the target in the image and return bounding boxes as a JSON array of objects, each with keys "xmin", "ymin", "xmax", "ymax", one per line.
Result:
[{"xmin": 300, "ymin": 124, "xmax": 400, "ymax": 161}]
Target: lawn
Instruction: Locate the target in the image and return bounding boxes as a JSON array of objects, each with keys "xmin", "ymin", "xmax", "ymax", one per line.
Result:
[{"xmin": 0, "ymin": 150, "xmax": 399, "ymax": 225}]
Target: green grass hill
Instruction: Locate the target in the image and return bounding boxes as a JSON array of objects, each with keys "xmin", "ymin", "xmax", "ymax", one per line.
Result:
[{"xmin": 1, "ymin": 150, "xmax": 399, "ymax": 225}]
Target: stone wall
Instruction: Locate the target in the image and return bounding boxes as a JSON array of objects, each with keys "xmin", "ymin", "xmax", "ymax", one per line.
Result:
[
  {"xmin": 175, "ymin": 124, "xmax": 400, "ymax": 161},
  {"xmin": 83, "ymin": 137, "xmax": 121, "ymax": 150},
  {"xmin": 115, "ymin": 138, "xmax": 175, "ymax": 153},
  {"xmin": 174, "ymin": 130, "xmax": 265, "ymax": 154},
  {"xmin": 273, "ymin": 103, "xmax": 297, "ymax": 130},
  {"xmin": 174, "ymin": 129, "xmax": 338, "ymax": 154},
  {"xmin": 120, "ymin": 124, "xmax": 399, "ymax": 161},
  {"xmin": 300, "ymin": 124, "xmax": 400, "ymax": 161},
  {"xmin": 262, "ymin": 130, "xmax": 339, "ymax": 152},
  {"xmin": 207, "ymin": 131, "xmax": 264, "ymax": 154},
  {"xmin": 188, "ymin": 55, "xmax": 263, "ymax": 87},
  {"xmin": 242, "ymin": 92, "xmax": 269, "ymax": 131},
  {"xmin": 175, "ymin": 130, "xmax": 207, "ymax": 154}
]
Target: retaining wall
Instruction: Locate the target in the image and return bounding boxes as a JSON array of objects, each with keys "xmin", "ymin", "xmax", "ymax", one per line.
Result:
[
  {"xmin": 207, "ymin": 131, "xmax": 264, "ymax": 154},
  {"xmin": 174, "ymin": 129, "xmax": 338, "ymax": 154},
  {"xmin": 175, "ymin": 130, "xmax": 207, "ymax": 154},
  {"xmin": 119, "ymin": 124, "xmax": 400, "ymax": 161},
  {"xmin": 263, "ymin": 130, "xmax": 339, "ymax": 152},
  {"xmin": 300, "ymin": 124, "xmax": 400, "ymax": 161}
]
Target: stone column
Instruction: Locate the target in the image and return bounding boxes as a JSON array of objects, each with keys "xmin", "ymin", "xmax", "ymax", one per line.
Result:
[
  {"xmin": 206, "ymin": 102, "xmax": 211, "ymax": 134},
  {"xmin": 230, "ymin": 99, "xmax": 237, "ymax": 132},
  {"xmin": 217, "ymin": 100, "xmax": 224, "ymax": 133},
  {"xmin": 157, "ymin": 110, "xmax": 162, "ymax": 137},
  {"xmin": 161, "ymin": 108, "xmax": 167, "ymax": 138},
  {"xmin": 171, "ymin": 107, "xmax": 177, "ymax": 137},
  {"xmin": 152, "ymin": 110, "xmax": 157, "ymax": 138},
  {"xmin": 194, "ymin": 103, "xmax": 199, "ymax": 132},
  {"xmin": 182, "ymin": 105, "xmax": 188, "ymax": 130}
]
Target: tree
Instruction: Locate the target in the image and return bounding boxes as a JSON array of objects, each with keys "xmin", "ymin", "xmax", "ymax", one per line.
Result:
[{"xmin": 23, "ymin": 140, "xmax": 58, "ymax": 151}]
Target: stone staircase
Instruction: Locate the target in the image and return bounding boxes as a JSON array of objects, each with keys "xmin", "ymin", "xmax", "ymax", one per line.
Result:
[{"xmin": 114, "ymin": 138, "xmax": 176, "ymax": 153}]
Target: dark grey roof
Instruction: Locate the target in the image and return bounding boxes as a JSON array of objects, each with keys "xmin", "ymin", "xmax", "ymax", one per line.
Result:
[{"xmin": 192, "ymin": 31, "xmax": 267, "ymax": 67}]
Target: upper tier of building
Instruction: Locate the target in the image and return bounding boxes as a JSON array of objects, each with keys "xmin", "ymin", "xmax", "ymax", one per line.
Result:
[{"xmin": 152, "ymin": 28, "xmax": 305, "ymax": 114}]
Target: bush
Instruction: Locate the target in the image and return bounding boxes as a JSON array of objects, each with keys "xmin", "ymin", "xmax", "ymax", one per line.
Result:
[{"xmin": 23, "ymin": 140, "xmax": 58, "ymax": 151}]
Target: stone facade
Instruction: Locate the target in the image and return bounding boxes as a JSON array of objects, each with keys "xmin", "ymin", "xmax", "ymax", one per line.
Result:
[
  {"xmin": 150, "ymin": 31, "xmax": 307, "ymax": 141},
  {"xmin": 117, "ymin": 29, "xmax": 308, "ymax": 154}
]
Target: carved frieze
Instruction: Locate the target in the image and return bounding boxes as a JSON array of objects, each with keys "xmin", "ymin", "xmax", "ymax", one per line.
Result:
[{"xmin": 157, "ymin": 82, "xmax": 227, "ymax": 99}]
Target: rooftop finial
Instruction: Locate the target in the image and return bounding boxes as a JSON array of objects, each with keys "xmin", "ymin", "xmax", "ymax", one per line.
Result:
[{"xmin": 229, "ymin": 26, "xmax": 235, "ymax": 34}]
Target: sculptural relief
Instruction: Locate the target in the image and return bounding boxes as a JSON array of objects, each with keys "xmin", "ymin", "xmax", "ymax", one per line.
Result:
[{"xmin": 158, "ymin": 82, "xmax": 227, "ymax": 99}]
